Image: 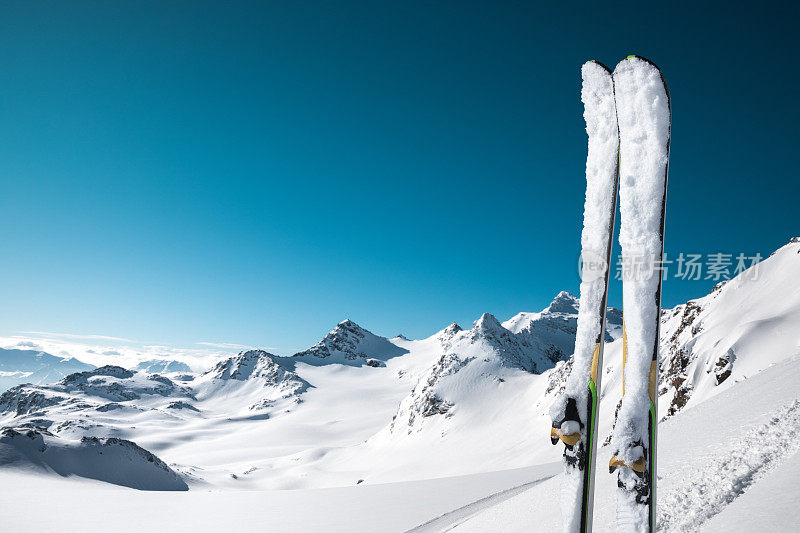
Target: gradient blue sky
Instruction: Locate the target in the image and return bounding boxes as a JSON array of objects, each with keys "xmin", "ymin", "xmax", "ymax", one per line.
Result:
[{"xmin": 0, "ymin": 2, "xmax": 796, "ymax": 354}]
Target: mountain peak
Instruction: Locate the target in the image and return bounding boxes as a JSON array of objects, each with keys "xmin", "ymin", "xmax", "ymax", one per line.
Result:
[
  {"xmin": 435, "ymin": 322, "xmax": 463, "ymax": 345},
  {"xmin": 546, "ymin": 291, "xmax": 579, "ymax": 314},
  {"xmin": 203, "ymin": 349, "xmax": 285, "ymax": 381},
  {"xmin": 444, "ymin": 322, "xmax": 462, "ymax": 334},
  {"xmin": 473, "ymin": 313, "xmax": 504, "ymax": 333},
  {"xmin": 326, "ymin": 318, "xmax": 370, "ymax": 337},
  {"xmin": 293, "ymin": 320, "xmax": 408, "ymax": 364}
]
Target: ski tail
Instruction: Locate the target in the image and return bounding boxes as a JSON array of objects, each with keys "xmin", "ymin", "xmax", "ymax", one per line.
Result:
[
  {"xmin": 609, "ymin": 55, "xmax": 670, "ymax": 533},
  {"xmin": 550, "ymin": 59, "xmax": 619, "ymax": 533}
]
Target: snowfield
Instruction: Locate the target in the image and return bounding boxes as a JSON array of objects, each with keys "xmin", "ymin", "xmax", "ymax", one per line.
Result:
[{"xmin": 0, "ymin": 238, "xmax": 798, "ymax": 531}]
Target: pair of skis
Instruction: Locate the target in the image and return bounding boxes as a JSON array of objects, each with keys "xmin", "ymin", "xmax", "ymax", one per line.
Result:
[{"xmin": 550, "ymin": 56, "xmax": 670, "ymax": 533}]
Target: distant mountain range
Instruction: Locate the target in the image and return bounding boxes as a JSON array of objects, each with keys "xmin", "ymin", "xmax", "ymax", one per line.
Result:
[
  {"xmin": 0, "ymin": 350, "xmax": 198, "ymax": 394},
  {"xmin": 0, "ymin": 349, "xmax": 94, "ymax": 393},
  {"xmin": 135, "ymin": 359, "xmax": 193, "ymax": 374}
]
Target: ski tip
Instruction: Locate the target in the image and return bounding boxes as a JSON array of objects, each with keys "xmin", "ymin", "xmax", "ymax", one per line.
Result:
[
  {"xmin": 617, "ymin": 55, "xmax": 670, "ymax": 103},
  {"xmin": 584, "ymin": 59, "xmax": 613, "ymax": 74},
  {"xmin": 621, "ymin": 55, "xmax": 662, "ymax": 71}
]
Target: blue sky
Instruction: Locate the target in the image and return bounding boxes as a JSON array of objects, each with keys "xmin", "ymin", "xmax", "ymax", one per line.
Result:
[{"xmin": 0, "ymin": 2, "xmax": 796, "ymax": 354}]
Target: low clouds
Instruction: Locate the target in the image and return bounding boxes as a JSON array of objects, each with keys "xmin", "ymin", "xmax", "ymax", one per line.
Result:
[
  {"xmin": 1, "ymin": 331, "xmax": 247, "ymax": 375},
  {"xmin": 15, "ymin": 341, "xmax": 40, "ymax": 349},
  {"xmin": 19, "ymin": 331, "xmax": 134, "ymax": 343},
  {"xmin": 197, "ymin": 341, "xmax": 252, "ymax": 349}
]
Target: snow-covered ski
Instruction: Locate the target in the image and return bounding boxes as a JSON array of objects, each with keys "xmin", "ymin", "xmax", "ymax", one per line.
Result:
[
  {"xmin": 609, "ymin": 55, "xmax": 670, "ymax": 533},
  {"xmin": 550, "ymin": 59, "xmax": 619, "ymax": 533}
]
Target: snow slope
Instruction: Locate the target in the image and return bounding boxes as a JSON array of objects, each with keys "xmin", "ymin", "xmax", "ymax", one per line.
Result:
[
  {"xmin": 0, "ymin": 463, "xmax": 559, "ymax": 532},
  {"xmin": 0, "ymin": 427, "xmax": 187, "ymax": 490},
  {"xmin": 704, "ymin": 446, "xmax": 800, "ymax": 532},
  {"xmin": 656, "ymin": 237, "xmax": 800, "ymax": 416}
]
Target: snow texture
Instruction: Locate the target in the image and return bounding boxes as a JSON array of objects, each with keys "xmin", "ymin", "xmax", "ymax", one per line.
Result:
[
  {"xmin": 659, "ymin": 398, "xmax": 800, "ymax": 531},
  {"xmin": 555, "ymin": 60, "xmax": 618, "ymax": 413},
  {"xmin": 611, "ymin": 56, "xmax": 670, "ymax": 533},
  {"xmin": 551, "ymin": 60, "xmax": 619, "ymax": 533}
]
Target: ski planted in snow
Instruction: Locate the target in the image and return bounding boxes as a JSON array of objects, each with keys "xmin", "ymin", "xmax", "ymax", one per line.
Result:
[
  {"xmin": 608, "ymin": 55, "xmax": 670, "ymax": 533},
  {"xmin": 550, "ymin": 60, "xmax": 619, "ymax": 533}
]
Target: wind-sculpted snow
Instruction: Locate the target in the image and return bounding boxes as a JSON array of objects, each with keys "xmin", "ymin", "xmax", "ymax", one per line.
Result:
[
  {"xmin": 0, "ymin": 427, "xmax": 187, "ymax": 490},
  {"xmin": 292, "ymin": 319, "xmax": 408, "ymax": 365}
]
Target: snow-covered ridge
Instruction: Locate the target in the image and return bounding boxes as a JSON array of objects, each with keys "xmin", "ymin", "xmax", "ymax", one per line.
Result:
[
  {"xmin": 504, "ymin": 291, "xmax": 622, "ymax": 367},
  {"xmin": 194, "ymin": 349, "xmax": 311, "ymax": 410},
  {"xmin": 386, "ymin": 294, "xmax": 621, "ymax": 440},
  {"xmin": 655, "ymin": 237, "xmax": 800, "ymax": 417},
  {"xmin": 292, "ymin": 319, "xmax": 408, "ymax": 365},
  {"xmin": 203, "ymin": 349, "xmax": 288, "ymax": 381},
  {"xmin": 0, "ymin": 427, "xmax": 187, "ymax": 490}
]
